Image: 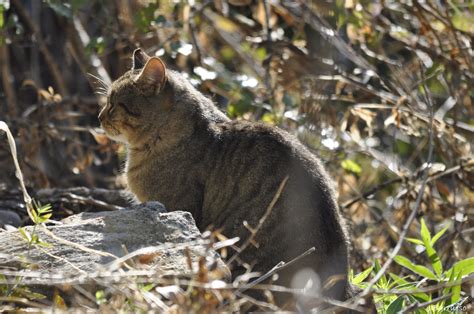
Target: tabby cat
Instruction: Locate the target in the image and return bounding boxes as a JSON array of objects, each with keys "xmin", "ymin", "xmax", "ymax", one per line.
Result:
[{"xmin": 99, "ymin": 49, "xmax": 350, "ymax": 307}]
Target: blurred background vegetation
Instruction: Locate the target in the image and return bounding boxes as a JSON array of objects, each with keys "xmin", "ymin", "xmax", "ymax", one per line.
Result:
[{"xmin": 0, "ymin": 0, "xmax": 473, "ymax": 311}]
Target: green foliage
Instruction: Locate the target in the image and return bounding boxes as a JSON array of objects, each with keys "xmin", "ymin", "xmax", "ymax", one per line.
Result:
[
  {"xmin": 449, "ymin": 1, "xmax": 474, "ymax": 34},
  {"xmin": 0, "ymin": 4, "xmax": 4, "ymax": 30},
  {"xmin": 0, "ymin": 274, "xmax": 47, "ymax": 300},
  {"xmin": 86, "ymin": 36, "xmax": 105, "ymax": 55},
  {"xmin": 18, "ymin": 201, "xmax": 52, "ymax": 248},
  {"xmin": 95, "ymin": 290, "xmax": 107, "ymax": 305},
  {"xmin": 30, "ymin": 201, "xmax": 53, "ymax": 224},
  {"xmin": 135, "ymin": 2, "xmax": 160, "ymax": 32},
  {"xmin": 341, "ymin": 159, "xmax": 362, "ymax": 175},
  {"xmin": 351, "ymin": 219, "xmax": 474, "ymax": 312}
]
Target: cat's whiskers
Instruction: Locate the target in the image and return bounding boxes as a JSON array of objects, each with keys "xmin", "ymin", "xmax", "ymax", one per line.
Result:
[
  {"xmin": 94, "ymin": 86, "xmax": 110, "ymax": 96},
  {"xmin": 88, "ymin": 73, "xmax": 111, "ymax": 96},
  {"xmin": 88, "ymin": 73, "xmax": 110, "ymax": 89},
  {"xmin": 94, "ymin": 87, "xmax": 109, "ymax": 93}
]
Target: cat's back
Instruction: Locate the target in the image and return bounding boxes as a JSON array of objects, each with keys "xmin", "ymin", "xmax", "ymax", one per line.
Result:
[
  {"xmin": 203, "ymin": 119, "xmax": 339, "ymax": 227},
  {"xmin": 211, "ymin": 120, "xmax": 328, "ymax": 178}
]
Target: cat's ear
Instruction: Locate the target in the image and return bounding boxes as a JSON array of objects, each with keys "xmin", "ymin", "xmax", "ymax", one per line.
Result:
[
  {"xmin": 135, "ymin": 57, "xmax": 167, "ymax": 91},
  {"xmin": 132, "ymin": 48, "xmax": 150, "ymax": 70}
]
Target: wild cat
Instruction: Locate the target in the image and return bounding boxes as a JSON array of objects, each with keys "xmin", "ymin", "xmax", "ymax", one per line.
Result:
[{"xmin": 98, "ymin": 48, "xmax": 350, "ymax": 307}]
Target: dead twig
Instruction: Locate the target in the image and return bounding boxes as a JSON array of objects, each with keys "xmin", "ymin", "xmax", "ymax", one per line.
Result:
[
  {"xmin": 0, "ymin": 296, "xmax": 48, "ymax": 308},
  {"xmin": 236, "ymin": 247, "xmax": 315, "ymax": 294},
  {"xmin": 226, "ymin": 176, "xmax": 289, "ymax": 266},
  {"xmin": 372, "ymin": 273, "xmax": 474, "ymax": 295},
  {"xmin": 0, "ymin": 121, "xmax": 34, "ymax": 222},
  {"xmin": 402, "ymin": 293, "xmax": 452, "ymax": 313},
  {"xmin": 342, "ymin": 158, "xmax": 474, "ymax": 209}
]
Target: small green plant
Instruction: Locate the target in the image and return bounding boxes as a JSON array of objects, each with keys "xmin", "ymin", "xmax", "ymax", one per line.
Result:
[
  {"xmin": 18, "ymin": 201, "xmax": 53, "ymax": 249},
  {"xmin": 350, "ymin": 218, "xmax": 474, "ymax": 313},
  {"xmin": 0, "ymin": 274, "xmax": 47, "ymax": 300},
  {"xmin": 95, "ymin": 290, "xmax": 107, "ymax": 305}
]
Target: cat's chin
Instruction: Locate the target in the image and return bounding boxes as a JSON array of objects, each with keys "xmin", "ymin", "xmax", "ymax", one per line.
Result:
[{"xmin": 106, "ymin": 133, "xmax": 128, "ymax": 143}]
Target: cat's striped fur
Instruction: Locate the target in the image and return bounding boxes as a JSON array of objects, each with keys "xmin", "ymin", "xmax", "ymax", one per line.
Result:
[{"xmin": 99, "ymin": 49, "xmax": 350, "ymax": 307}]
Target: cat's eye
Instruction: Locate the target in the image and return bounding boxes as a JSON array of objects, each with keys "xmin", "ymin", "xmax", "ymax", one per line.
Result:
[{"xmin": 117, "ymin": 102, "xmax": 141, "ymax": 117}]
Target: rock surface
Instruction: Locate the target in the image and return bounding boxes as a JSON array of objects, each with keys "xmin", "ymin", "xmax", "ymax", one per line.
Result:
[{"xmin": 0, "ymin": 202, "xmax": 228, "ymax": 280}]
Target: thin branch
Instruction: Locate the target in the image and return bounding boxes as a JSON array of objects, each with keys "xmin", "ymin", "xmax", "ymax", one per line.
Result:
[
  {"xmin": 402, "ymin": 293, "xmax": 452, "ymax": 313},
  {"xmin": 372, "ymin": 273, "xmax": 474, "ymax": 295},
  {"xmin": 236, "ymin": 247, "xmax": 316, "ymax": 294},
  {"xmin": 226, "ymin": 176, "xmax": 289, "ymax": 266},
  {"xmin": 342, "ymin": 158, "xmax": 474, "ymax": 209},
  {"xmin": 0, "ymin": 297, "xmax": 48, "ymax": 308},
  {"xmin": 342, "ymin": 177, "xmax": 403, "ymax": 209}
]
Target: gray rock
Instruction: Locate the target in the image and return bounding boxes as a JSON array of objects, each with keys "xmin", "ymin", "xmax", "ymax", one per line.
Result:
[
  {"xmin": 0, "ymin": 209, "xmax": 22, "ymax": 227},
  {"xmin": 0, "ymin": 202, "xmax": 229, "ymax": 281}
]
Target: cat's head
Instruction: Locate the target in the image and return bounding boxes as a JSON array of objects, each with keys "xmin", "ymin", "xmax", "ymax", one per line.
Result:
[{"xmin": 98, "ymin": 49, "xmax": 169, "ymax": 146}]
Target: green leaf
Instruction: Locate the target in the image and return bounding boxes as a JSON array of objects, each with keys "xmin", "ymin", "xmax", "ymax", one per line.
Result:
[
  {"xmin": 30, "ymin": 209, "xmax": 39, "ymax": 224},
  {"xmin": 386, "ymin": 295, "xmax": 405, "ymax": 314},
  {"xmin": 424, "ymin": 244, "xmax": 442, "ymax": 278},
  {"xmin": 419, "ymin": 219, "xmax": 442, "ymax": 278},
  {"xmin": 388, "ymin": 273, "xmax": 410, "ymax": 287},
  {"xmin": 95, "ymin": 290, "xmax": 106, "ymax": 305},
  {"xmin": 448, "ymin": 257, "xmax": 474, "ymax": 278},
  {"xmin": 141, "ymin": 283, "xmax": 154, "ymax": 292},
  {"xmin": 31, "ymin": 233, "xmax": 39, "ymax": 244},
  {"xmin": 444, "ymin": 264, "xmax": 458, "ymax": 298},
  {"xmin": 37, "ymin": 203, "xmax": 52, "ymax": 214},
  {"xmin": 394, "ymin": 255, "xmax": 438, "ymax": 280},
  {"xmin": 420, "ymin": 218, "xmax": 431, "ymax": 244},
  {"xmin": 451, "ymin": 272, "xmax": 462, "ymax": 303},
  {"xmin": 452, "ymin": 12, "xmax": 474, "ymax": 34},
  {"xmin": 36, "ymin": 240, "xmax": 52, "ymax": 248},
  {"xmin": 374, "ymin": 259, "xmax": 388, "ymax": 287},
  {"xmin": 0, "ymin": 5, "xmax": 4, "ymax": 30},
  {"xmin": 17, "ymin": 287, "xmax": 46, "ymax": 300},
  {"xmin": 18, "ymin": 227, "xmax": 31, "ymax": 242},
  {"xmin": 352, "ymin": 266, "xmax": 373, "ymax": 285},
  {"xmin": 54, "ymin": 293, "xmax": 67, "ymax": 309},
  {"xmin": 255, "ymin": 47, "xmax": 267, "ymax": 62},
  {"xmin": 388, "ymin": 273, "xmax": 430, "ymax": 302},
  {"xmin": 341, "ymin": 159, "xmax": 362, "ymax": 175},
  {"xmin": 406, "ymin": 238, "xmax": 424, "ymax": 246},
  {"xmin": 37, "ymin": 213, "xmax": 52, "ymax": 224},
  {"xmin": 431, "ymin": 225, "xmax": 449, "ymax": 246}
]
